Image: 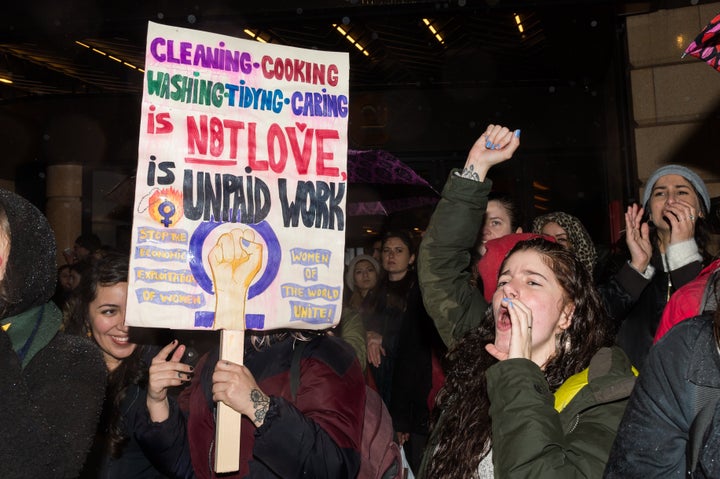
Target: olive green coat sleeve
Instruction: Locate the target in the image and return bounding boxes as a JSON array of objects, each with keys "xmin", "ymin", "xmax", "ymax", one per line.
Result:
[
  {"xmin": 417, "ymin": 170, "xmax": 492, "ymax": 348},
  {"xmin": 487, "ymin": 347, "xmax": 635, "ymax": 478},
  {"xmin": 338, "ymin": 307, "xmax": 367, "ymax": 371}
]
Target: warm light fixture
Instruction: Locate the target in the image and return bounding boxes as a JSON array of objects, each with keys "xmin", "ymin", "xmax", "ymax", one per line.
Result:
[
  {"xmin": 0, "ymin": 77, "xmax": 12, "ymax": 84},
  {"xmin": 423, "ymin": 18, "xmax": 445, "ymax": 45},
  {"xmin": 75, "ymin": 40, "xmax": 143, "ymax": 72},
  {"xmin": 333, "ymin": 24, "xmax": 370, "ymax": 56},
  {"xmin": 243, "ymin": 28, "xmax": 269, "ymax": 43},
  {"xmin": 676, "ymin": 35, "xmax": 685, "ymax": 49},
  {"xmin": 514, "ymin": 13, "xmax": 525, "ymax": 34},
  {"xmin": 532, "ymin": 181, "xmax": 550, "ymax": 191}
]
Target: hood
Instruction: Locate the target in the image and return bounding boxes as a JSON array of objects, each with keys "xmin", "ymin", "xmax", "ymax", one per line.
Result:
[{"xmin": 0, "ymin": 189, "xmax": 57, "ymax": 319}]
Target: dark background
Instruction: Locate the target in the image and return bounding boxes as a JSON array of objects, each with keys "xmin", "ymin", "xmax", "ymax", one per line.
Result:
[{"xmin": 0, "ymin": 0, "xmax": 710, "ymax": 247}]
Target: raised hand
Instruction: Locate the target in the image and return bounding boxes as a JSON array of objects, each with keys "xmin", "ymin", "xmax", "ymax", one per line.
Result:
[
  {"xmin": 625, "ymin": 204, "xmax": 652, "ymax": 273},
  {"xmin": 461, "ymin": 124, "xmax": 521, "ymax": 182},
  {"xmin": 662, "ymin": 199, "xmax": 700, "ymax": 245}
]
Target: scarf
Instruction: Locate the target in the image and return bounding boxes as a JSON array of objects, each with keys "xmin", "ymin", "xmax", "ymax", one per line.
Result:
[{"xmin": 0, "ymin": 302, "xmax": 62, "ymax": 369}]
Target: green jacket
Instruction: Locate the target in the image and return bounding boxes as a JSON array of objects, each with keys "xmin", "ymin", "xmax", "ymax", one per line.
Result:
[
  {"xmin": 488, "ymin": 346, "xmax": 635, "ymax": 478},
  {"xmin": 417, "ymin": 170, "xmax": 491, "ymax": 348},
  {"xmin": 417, "ymin": 173, "xmax": 635, "ymax": 478},
  {"xmin": 337, "ymin": 307, "xmax": 367, "ymax": 370}
]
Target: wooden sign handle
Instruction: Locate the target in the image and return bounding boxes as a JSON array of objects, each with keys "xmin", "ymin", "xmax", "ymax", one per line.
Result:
[{"xmin": 214, "ymin": 329, "xmax": 245, "ymax": 473}]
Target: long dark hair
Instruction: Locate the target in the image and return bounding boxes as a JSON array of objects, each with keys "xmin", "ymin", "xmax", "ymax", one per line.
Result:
[
  {"xmin": 424, "ymin": 238, "xmax": 614, "ymax": 478},
  {"xmin": 64, "ymin": 251, "xmax": 145, "ymax": 458}
]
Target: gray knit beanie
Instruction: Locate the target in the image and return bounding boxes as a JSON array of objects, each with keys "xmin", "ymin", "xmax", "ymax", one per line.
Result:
[{"xmin": 641, "ymin": 165, "xmax": 711, "ymax": 213}]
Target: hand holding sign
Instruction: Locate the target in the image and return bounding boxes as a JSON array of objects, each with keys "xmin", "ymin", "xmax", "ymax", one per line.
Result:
[
  {"xmin": 212, "ymin": 360, "xmax": 270, "ymax": 428},
  {"xmin": 209, "ymin": 228, "xmax": 263, "ymax": 330}
]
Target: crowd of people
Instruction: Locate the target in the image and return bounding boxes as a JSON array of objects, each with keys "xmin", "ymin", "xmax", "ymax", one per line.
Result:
[{"xmin": 1, "ymin": 123, "xmax": 719, "ymax": 479}]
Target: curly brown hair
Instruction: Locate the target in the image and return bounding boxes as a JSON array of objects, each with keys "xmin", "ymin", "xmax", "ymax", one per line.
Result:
[{"xmin": 423, "ymin": 238, "xmax": 614, "ymax": 478}]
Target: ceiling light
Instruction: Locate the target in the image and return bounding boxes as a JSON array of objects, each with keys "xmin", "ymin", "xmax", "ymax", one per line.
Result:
[
  {"xmin": 243, "ymin": 28, "xmax": 270, "ymax": 43},
  {"xmin": 75, "ymin": 40, "xmax": 142, "ymax": 72},
  {"xmin": 422, "ymin": 18, "xmax": 445, "ymax": 45},
  {"xmin": 332, "ymin": 24, "xmax": 370, "ymax": 57}
]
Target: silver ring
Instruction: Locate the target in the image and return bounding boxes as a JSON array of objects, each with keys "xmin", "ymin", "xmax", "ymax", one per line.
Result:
[{"xmin": 177, "ymin": 371, "xmax": 183, "ymax": 379}]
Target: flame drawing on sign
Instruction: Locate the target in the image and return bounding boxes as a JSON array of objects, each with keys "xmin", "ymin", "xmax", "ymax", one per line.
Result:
[{"xmin": 146, "ymin": 187, "xmax": 184, "ymax": 228}]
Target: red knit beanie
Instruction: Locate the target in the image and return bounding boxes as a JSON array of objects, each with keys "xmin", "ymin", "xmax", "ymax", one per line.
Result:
[{"xmin": 477, "ymin": 233, "xmax": 556, "ymax": 302}]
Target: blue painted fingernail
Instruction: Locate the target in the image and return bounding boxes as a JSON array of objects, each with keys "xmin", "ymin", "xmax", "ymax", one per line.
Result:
[
  {"xmin": 514, "ymin": 129, "xmax": 521, "ymax": 137},
  {"xmin": 242, "ymin": 238, "xmax": 250, "ymax": 247},
  {"xmin": 485, "ymin": 140, "xmax": 493, "ymax": 148}
]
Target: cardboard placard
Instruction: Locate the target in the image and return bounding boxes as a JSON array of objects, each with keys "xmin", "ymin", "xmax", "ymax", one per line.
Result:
[
  {"xmin": 127, "ymin": 21, "xmax": 349, "ymax": 472},
  {"xmin": 127, "ymin": 21, "xmax": 349, "ymax": 332}
]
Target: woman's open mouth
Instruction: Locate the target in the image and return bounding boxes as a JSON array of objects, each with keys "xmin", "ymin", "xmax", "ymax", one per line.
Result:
[{"xmin": 496, "ymin": 307, "xmax": 512, "ymax": 332}]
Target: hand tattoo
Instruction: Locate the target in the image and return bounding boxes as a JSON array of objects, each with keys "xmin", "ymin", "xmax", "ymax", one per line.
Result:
[
  {"xmin": 459, "ymin": 164, "xmax": 480, "ymax": 181},
  {"xmin": 250, "ymin": 388, "xmax": 269, "ymax": 425}
]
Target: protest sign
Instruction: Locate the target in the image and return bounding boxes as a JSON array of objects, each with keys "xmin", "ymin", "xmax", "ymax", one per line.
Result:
[
  {"xmin": 126, "ymin": 22, "xmax": 349, "ymax": 333},
  {"xmin": 126, "ymin": 21, "xmax": 349, "ymax": 472}
]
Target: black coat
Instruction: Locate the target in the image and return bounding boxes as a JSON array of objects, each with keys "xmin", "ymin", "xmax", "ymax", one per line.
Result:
[
  {"xmin": 605, "ymin": 314, "xmax": 720, "ymax": 478},
  {"xmin": 84, "ymin": 346, "xmax": 194, "ymax": 479},
  {"xmin": 602, "ymin": 248, "xmax": 703, "ymax": 371},
  {"xmin": 0, "ymin": 326, "xmax": 107, "ymax": 479},
  {"xmin": 390, "ymin": 279, "xmax": 445, "ymax": 435}
]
